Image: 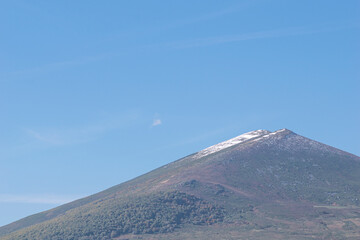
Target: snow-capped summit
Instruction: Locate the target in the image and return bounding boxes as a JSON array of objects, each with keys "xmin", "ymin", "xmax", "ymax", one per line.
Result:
[{"xmin": 193, "ymin": 129, "xmax": 270, "ymax": 159}]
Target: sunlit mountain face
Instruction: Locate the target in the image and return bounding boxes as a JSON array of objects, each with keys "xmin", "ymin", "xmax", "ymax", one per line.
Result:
[{"xmin": 1, "ymin": 129, "xmax": 359, "ymax": 240}]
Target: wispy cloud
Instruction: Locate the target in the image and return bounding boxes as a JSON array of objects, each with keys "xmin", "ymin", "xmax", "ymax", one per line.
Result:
[
  {"xmin": 152, "ymin": 119, "xmax": 162, "ymax": 127},
  {"xmin": 154, "ymin": 2, "xmax": 250, "ymax": 32},
  {"xmin": 25, "ymin": 128, "xmax": 97, "ymax": 146},
  {"xmin": 25, "ymin": 112, "xmax": 139, "ymax": 146},
  {"xmin": 26, "ymin": 129, "xmax": 63, "ymax": 145},
  {"xmin": 0, "ymin": 193, "xmax": 84, "ymax": 205},
  {"xmin": 165, "ymin": 24, "xmax": 358, "ymax": 49},
  {"xmin": 2, "ymin": 54, "xmax": 112, "ymax": 81},
  {"xmin": 1, "ymin": 3, "xmax": 247, "ymax": 81}
]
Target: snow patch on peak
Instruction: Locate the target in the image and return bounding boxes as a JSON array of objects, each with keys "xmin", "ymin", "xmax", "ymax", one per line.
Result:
[
  {"xmin": 193, "ymin": 129, "xmax": 271, "ymax": 159},
  {"xmin": 275, "ymin": 128, "xmax": 293, "ymax": 134},
  {"xmin": 250, "ymin": 128, "xmax": 293, "ymax": 143}
]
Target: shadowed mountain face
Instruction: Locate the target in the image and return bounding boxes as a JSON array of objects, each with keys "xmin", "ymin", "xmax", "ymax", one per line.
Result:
[{"xmin": 1, "ymin": 129, "xmax": 360, "ymax": 240}]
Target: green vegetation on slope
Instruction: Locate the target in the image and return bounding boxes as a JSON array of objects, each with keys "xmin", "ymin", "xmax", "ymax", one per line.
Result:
[
  {"xmin": 2, "ymin": 191, "xmax": 224, "ymax": 240},
  {"xmin": 2, "ymin": 129, "xmax": 360, "ymax": 240}
]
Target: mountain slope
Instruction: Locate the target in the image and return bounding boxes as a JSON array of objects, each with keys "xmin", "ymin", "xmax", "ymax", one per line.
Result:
[{"xmin": 1, "ymin": 129, "xmax": 360, "ymax": 240}]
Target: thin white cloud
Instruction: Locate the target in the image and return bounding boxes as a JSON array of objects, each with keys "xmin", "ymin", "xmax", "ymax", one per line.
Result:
[
  {"xmin": 3, "ymin": 54, "xmax": 111, "ymax": 79},
  {"xmin": 166, "ymin": 24, "xmax": 357, "ymax": 49},
  {"xmin": 26, "ymin": 127, "xmax": 98, "ymax": 146},
  {"xmin": 26, "ymin": 129, "xmax": 63, "ymax": 145},
  {"xmin": 152, "ymin": 119, "xmax": 162, "ymax": 127},
  {"xmin": 153, "ymin": 2, "xmax": 250, "ymax": 32},
  {"xmin": 0, "ymin": 194, "xmax": 84, "ymax": 205},
  {"xmin": 25, "ymin": 112, "xmax": 139, "ymax": 146}
]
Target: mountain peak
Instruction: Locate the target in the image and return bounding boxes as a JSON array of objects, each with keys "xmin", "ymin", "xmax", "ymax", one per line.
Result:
[
  {"xmin": 275, "ymin": 128, "xmax": 293, "ymax": 133},
  {"xmin": 190, "ymin": 128, "xmax": 301, "ymax": 160},
  {"xmin": 193, "ymin": 129, "xmax": 271, "ymax": 159},
  {"xmin": 1, "ymin": 128, "xmax": 360, "ymax": 240}
]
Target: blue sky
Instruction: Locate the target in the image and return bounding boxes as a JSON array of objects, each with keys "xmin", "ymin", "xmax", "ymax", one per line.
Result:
[{"xmin": 1, "ymin": 0, "xmax": 359, "ymax": 226}]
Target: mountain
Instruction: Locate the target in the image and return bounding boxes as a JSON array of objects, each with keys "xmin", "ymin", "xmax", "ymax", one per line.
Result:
[{"xmin": 1, "ymin": 129, "xmax": 360, "ymax": 240}]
